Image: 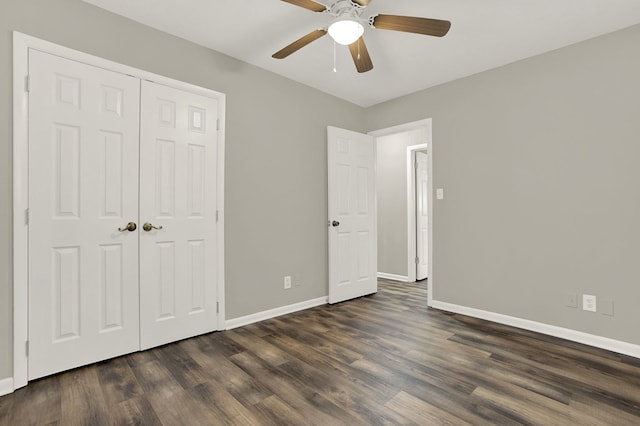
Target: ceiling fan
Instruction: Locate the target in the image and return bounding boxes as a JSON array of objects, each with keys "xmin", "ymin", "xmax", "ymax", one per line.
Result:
[{"xmin": 272, "ymin": 0, "xmax": 451, "ymax": 73}]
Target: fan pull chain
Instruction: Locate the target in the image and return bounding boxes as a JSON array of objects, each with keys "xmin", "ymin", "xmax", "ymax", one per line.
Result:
[{"xmin": 333, "ymin": 41, "xmax": 337, "ymax": 73}]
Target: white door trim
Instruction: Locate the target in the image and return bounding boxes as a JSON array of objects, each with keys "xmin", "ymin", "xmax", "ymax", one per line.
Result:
[
  {"xmin": 12, "ymin": 31, "xmax": 226, "ymax": 390},
  {"xmin": 369, "ymin": 119, "xmax": 433, "ymax": 305}
]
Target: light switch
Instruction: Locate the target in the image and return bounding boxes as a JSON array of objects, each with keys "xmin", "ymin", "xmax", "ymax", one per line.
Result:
[{"xmin": 436, "ymin": 188, "xmax": 444, "ymax": 200}]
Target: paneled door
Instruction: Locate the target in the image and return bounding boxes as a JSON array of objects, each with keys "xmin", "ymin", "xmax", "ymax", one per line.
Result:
[
  {"xmin": 416, "ymin": 151, "xmax": 429, "ymax": 280},
  {"xmin": 139, "ymin": 81, "xmax": 220, "ymax": 349},
  {"xmin": 27, "ymin": 51, "xmax": 221, "ymax": 380},
  {"xmin": 28, "ymin": 50, "xmax": 141, "ymax": 379},
  {"xmin": 327, "ymin": 126, "xmax": 377, "ymax": 304}
]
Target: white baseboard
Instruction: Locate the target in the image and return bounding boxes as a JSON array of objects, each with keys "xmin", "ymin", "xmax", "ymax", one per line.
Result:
[
  {"xmin": 226, "ymin": 296, "xmax": 328, "ymax": 330},
  {"xmin": 0, "ymin": 377, "xmax": 14, "ymax": 396},
  {"xmin": 430, "ymin": 300, "xmax": 640, "ymax": 359},
  {"xmin": 377, "ymin": 272, "xmax": 410, "ymax": 282}
]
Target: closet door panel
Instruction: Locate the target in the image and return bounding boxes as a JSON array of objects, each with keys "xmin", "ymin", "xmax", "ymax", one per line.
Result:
[
  {"xmin": 28, "ymin": 50, "xmax": 141, "ymax": 380},
  {"xmin": 139, "ymin": 81, "xmax": 219, "ymax": 350}
]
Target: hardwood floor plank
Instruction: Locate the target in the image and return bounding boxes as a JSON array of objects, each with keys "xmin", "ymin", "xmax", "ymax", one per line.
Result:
[
  {"xmin": 260, "ymin": 317, "xmax": 365, "ymax": 365},
  {"xmin": 570, "ymin": 392, "xmax": 640, "ymax": 425},
  {"xmin": 5, "ymin": 377, "xmax": 61, "ymax": 425},
  {"xmin": 261, "ymin": 329, "xmax": 398, "ymax": 404},
  {"xmin": 249, "ymin": 395, "xmax": 309, "ymax": 426},
  {"xmin": 109, "ymin": 395, "xmax": 163, "ymax": 425},
  {"xmin": 2, "ymin": 279, "xmax": 640, "ymax": 425},
  {"xmin": 58, "ymin": 366, "xmax": 110, "ymax": 426},
  {"xmin": 180, "ymin": 338, "xmax": 274, "ymax": 407},
  {"xmin": 229, "ymin": 350, "xmax": 360, "ymax": 425},
  {"xmin": 128, "ymin": 358, "xmax": 183, "ymax": 399},
  {"xmin": 152, "ymin": 342, "xmax": 210, "ymax": 390},
  {"xmin": 385, "ymin": 391, "xmax": 471, "ymax": 426},
  {"xmin": 122, "ymin": 348, "xmax": 158, "ymax": 369},
  {"xmin": 225, "ymin": 328, "xmax": 292, "ymax": 366},
  {"xmin": 146, "ymin": 387, "xmax": 221, "ymax": 425},
  {"xmin": 188, "ymin": 381, "xmax": 264, "ymax": 425},
  {"xmin": 96, "ymin": 357, "xmax": 144, "ymax": 406},
  {"xmin": 274, "ymin": 359, "xmax": 416, "ymax": 425},
  {"xmin": 0, "ymin": 392, "xmax": 13, "ymax": 426}
]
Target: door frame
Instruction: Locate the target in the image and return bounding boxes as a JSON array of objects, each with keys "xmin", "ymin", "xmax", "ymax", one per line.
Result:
[
  {"xmin": 369, "ymin": 119, "xmax": 433, "ymax": 301},
  {"xmin": 12, "ymin": 32, "xmax": 227, "ymax": 390}
]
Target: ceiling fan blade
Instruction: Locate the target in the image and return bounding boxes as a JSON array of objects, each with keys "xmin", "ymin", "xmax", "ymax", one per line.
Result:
[
  {"xmin": 372, "ymin": 14, "xmax": 451, "ymax": 37},
  {"xmin": 281, "ymin": 0, "xmax": 328, "ymax": 13},
  {"xmin": 272, "ymin": 29, "xmax": 328, "ymax": 59},
  {"xmin": 351, "ymin": 0, "xmax": 373, "ymax": 6},
  {"xmin": 348, "ymin": 36, "xmax": 373, "ymax": 73}
]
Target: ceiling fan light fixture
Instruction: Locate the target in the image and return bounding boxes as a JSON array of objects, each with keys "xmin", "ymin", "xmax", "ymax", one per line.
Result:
[{"xmin": 328, "ymin": 18, "xmax": 364, "ymax": 45}]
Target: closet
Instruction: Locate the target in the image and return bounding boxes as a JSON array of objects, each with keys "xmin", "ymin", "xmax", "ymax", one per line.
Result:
[{"xmin": 26, "ymin": 49, "xmax": 222, "ymax": 380}]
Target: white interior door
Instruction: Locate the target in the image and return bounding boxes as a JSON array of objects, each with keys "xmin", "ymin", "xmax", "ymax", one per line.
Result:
[
  {"xmin": 327, "ymin": 126, "xmax": 377, "ymax": 304},
  {"xmin": 28, "ymin": 50, "xmax": 141, "ymax": 379},
  {"xmin": 416, "ymin": 151, "xmax": 429, "ymax": 280},
  {"xmin": 139, "ymin": 81, "xmax": 219, "ymax": 350}
]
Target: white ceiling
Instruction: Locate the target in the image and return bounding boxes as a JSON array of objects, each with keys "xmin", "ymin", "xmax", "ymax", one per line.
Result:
[{"xmin": 82, "ymin": 0, "xmax": 640, "ymax": 107}]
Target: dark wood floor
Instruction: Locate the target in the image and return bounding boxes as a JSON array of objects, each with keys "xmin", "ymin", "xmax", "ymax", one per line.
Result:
[{"xmin": 2, "ymin": 279, "xmax": 640, "ymax": 425}]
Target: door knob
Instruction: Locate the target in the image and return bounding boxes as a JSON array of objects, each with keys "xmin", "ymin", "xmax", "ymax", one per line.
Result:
[
  {"xmin": 332, "ymin": 220, "xmax": 340, "ymax": 227},
  {"xmin": 143, "ymin": 222, "xmax": 164, "ymax": 232},
  {"xmin": 118, "ymin": 222, "xmax": 137, "ymax": 232}
]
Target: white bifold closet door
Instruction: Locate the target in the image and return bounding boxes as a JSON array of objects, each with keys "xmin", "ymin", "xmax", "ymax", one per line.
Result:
[
  {"xmin": 28, "ymin": 50, "xmax": 141, "ymax": 379},
  {"xmin": 28, "ymin": 50, "xmax": 220, "ymax": 380},
  {"xmin": 139, "ymin": 81, "xmax": 219, "ymax": 350}
]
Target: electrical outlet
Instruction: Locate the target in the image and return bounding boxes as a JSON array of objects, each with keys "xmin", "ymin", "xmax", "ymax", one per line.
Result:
[
  {"xmin": 284, "ymin": 276, "xmax": 292, "ymax": 289},
  {"xmin": 582, "ymin": 294, "xmax": 596, "ymax": 312},
  {"xmin": 565, "ymin": 293, "xmax": 577, "ymax": 308}
]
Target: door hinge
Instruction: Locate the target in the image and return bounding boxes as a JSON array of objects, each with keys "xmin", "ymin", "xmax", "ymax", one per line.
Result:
[
  {"xmin": 216, "ymin": 119, "xmax": 220, "ymax": 131},
  {"xmin": 25, "ymin": 341, "xmax": 29, "ymax": 356},
  {"xmin": 415, "ymin": 257, "xmax": 420, "ymax": 264},
  {"xmin": 216, "ymin": 210, "xmax": 219, "ymax": 222},
  {"xmin": 25, "ymin": 75, "xmax": 30, "ymax": 92},
  {"xmin": 216, "ymin": 302, "xmax": 219, "ymax": 314},
  {"xmin": 25, "ymin": 208, "xmax": 29, "ymax": 225}
]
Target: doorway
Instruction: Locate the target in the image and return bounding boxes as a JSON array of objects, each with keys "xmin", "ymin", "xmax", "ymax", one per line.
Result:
[{"xmin": 369, "ymin": 119, "xmax": 433, "ymax": 298}]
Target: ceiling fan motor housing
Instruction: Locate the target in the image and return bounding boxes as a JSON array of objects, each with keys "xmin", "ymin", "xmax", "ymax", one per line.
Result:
[{"xmin": 329, "ymin": 0, "xmax": 366, "ymax": 19}]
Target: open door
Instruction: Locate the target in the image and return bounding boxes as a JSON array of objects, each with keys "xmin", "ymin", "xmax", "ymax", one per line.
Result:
[
  {"xmin": 327, "ymin": 126, "xmax": 377, "ymax": 304},
  {"xmin": 416, "ymin": 151, "xmax": 429, "ymax": 280}
]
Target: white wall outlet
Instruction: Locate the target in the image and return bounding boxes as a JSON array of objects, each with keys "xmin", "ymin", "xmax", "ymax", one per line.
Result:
[
  {"xmin": 436, "ymin": 188, "xmax": 444, "ymax": 200},
  {"xmin": 582, "ymin": 294, "xmax": 596, "ymax": 312},
  {"xmin": 284, "ymin": 275, "xmax": 292, "ymax": 289}
]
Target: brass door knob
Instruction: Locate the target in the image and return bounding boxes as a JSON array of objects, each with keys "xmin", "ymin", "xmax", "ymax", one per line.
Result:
[
  {"xmin": 118, "ymin": 222, "xmax": 137, "ymax": 232},
  {"xmin": 143, "ymin": 222, "xmax": 163, "ymax": 232}
]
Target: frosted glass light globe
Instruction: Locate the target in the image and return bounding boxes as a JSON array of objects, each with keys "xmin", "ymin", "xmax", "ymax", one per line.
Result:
[{"xmin": 328, "ymin": 19, "xmax": 364, "ymax": 45}]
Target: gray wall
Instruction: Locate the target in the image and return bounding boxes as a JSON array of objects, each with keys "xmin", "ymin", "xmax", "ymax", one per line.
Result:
[
  {"xmin": 376, "ymin": 128, "xmax": 427, "ymax": 277},
  {"xmin": 0, "ymin": 0, "xmax": 365, "ymax": 379},
  {"xmin": 366, "ymin": 24, "xmax": 640, "ymax": 345}
]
